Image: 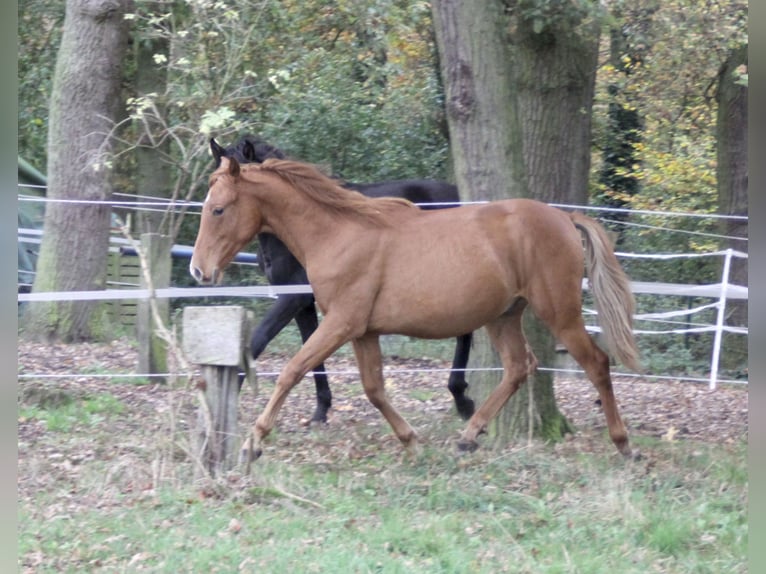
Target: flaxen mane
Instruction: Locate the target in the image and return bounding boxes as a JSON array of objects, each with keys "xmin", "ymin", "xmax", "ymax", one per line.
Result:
[{"xmin": 243, "ymin": 159, "xmax": 418, "ymax": 226}]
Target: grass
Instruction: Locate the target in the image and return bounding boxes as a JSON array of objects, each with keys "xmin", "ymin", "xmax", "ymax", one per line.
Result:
[
  {"xmin": 18, "ymin": 334, "xmax": 747, "ymax": 573},
  {"xmin": 80, "ymin": 362, "xmax": 152, "ymax": 386},
  {"xmin": 19, "ymin": 392, "xmax": 125, "ymax": 433},
  {"xmin": 18, "ymin": 423, "xmax": 747, "ymax": 573}
]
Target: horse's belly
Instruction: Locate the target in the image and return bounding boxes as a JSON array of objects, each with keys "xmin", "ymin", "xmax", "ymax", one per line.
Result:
[{"xmin": 368, "ymin": 270, "xmax": 515, "ymax": 338}]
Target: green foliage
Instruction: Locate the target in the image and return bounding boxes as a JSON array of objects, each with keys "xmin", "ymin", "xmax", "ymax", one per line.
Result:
[
  {"xmin": 515, "ymin": 0, "xmax": 604, "ymax": 38},
  {"xmin": 18, "ymin": 0, "xmax": 65, "ymax": 168},
  {"xmin": 588, "ymin": 0, "xmax": 747, "ymax": 377},
  {"xmin": 119, "ymin": 0, "xmax": 450, "ymax": 294},
  {"xmin": 120, "ymin": 0, "xmax": 448, "ymax": 198}
]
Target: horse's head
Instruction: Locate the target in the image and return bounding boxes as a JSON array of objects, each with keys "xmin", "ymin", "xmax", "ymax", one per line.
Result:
[
  {"xmin": 190, "ymin": 151, "xmax": 264, "ymax": 284},
  {"xmin": 210, "ymin": 135, "xmax": 286, "ymax": 167}
]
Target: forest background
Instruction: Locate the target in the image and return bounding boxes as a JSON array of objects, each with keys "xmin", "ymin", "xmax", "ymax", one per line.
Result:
[{"xmin": 17, "ymin": 0, "xmax": 748, "ymax": 379}]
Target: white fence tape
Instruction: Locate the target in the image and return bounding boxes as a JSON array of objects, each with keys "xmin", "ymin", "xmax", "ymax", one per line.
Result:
[{"xmin": 18, "ymin": 188, "xmax": 748, "ymax": 390}]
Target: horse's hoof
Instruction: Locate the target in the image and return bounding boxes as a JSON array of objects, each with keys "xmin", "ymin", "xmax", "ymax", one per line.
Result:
[
  {"xmin": 456, "ymin": 399, "xmax": 476, "ymax": 420},
  {"xmin": 624, "ymin": 448, "xmax": 642, "ymax": 461},
  {"xmin": 309, "ymin": 407, "xmax": 330, "ymax": 425},
  {"xmin": 403, "ymin": 439, "xmax": 422, "ymax": 460},
  {"xmin": 456, "ymin": 439, "xmax": 479, "ymax": 453}
]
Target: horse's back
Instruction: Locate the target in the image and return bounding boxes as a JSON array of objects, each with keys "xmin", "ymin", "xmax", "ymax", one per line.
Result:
[
  {"xmin": 351, "ymin": 180, "xmax": 459, "ymax": 207},
  {"xmin": 361, "ymin": 199, "xmax": 584, "ymax": 337}
]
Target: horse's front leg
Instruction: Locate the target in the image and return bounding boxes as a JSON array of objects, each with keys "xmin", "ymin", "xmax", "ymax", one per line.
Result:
[
  {"xmin": 352, "ymin": 334, "xmax": 417, "ymax": 450},
  {"xmin": 243, "ymin": 317, "xmax": 353, "ymax": 464}
]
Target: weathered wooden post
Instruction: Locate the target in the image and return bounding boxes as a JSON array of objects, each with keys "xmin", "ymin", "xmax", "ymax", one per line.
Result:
[
  {"xmin": 137, "ymin": 233, "xmax": 172, "ymax": 383},
  {"xmin": 182, "ymin": 305, "xmax": 255, "ymax": 478}
]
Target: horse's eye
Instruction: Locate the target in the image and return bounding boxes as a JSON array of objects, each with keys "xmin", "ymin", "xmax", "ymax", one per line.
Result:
[{"xmin": 212, "ymin": 207, "xmax": 224, "ymax": 216}]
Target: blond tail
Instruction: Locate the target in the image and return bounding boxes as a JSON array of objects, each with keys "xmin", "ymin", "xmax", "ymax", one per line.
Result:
[{"xmin": 570, "ymin": 212, "xmax": 641, "ymax": 372}]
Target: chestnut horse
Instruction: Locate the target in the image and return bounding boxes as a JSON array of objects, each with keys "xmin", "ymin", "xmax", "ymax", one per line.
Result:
[
  {"xmin": 211, "ymin": 136, "xmax": 475, "ymax": 424},
  {"xmin": 190, "ymin": 155, "xmax": 640, "ymax": 462}
]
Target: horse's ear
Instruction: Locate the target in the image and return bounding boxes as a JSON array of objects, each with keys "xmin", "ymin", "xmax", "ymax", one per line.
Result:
[
  {"xmin": 227, "ymin": 156, "xmax": 241, "ymax": 178},
  {"xmin": 210, "ymin": 138, "xmax": 226, "ymax": 167},
  {"xmin": 242, "ymin": 139, "xmax": 257, "ymax": 162}
]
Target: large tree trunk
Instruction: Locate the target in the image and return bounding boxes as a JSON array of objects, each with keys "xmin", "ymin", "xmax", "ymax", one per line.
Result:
[
  {"xmin": 432, "ymin": 0, "xmax": 531, "ymax": 447},
  {"xmin": 431, "ymin": 0, "xmax": 526, "ymax": 202},
  {"xmin": 25, "ymin": 0, "xmax": 131, "ymax": 342},
  {"xmin": 502, "ymin": 2, "xmax": 601, "ymax": 444},
  {"xmin": 433, "ymin": 0, "xmax": 601, "ymax": 447},
  {"xmin": 716, "ymin": 43, "xmax": 747, "ymax": 371}
]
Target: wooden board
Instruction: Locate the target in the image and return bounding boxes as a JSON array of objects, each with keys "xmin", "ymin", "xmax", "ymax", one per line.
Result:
[{"xmin": 182, "ymin": 306, "xmax": 248, "ymax": 367}]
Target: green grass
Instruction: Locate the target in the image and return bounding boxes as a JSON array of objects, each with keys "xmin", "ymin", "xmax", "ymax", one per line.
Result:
[
  {"xmin": 19, "ymin": 392, "xmax": 125, "ymax": 433},
  {"xmin": 79, "ymin": 362, "xmax": 152, "ymax": 386},
  {"xmin": 19, "ymin": 436, "xmax": 747, "ymax": 573}
]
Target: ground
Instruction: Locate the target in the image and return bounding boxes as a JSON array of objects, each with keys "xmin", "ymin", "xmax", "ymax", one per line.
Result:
[
  {"xmin": 18, "ymin": 338, "xmax": 747, "ymax": 453},
  {"xmin": 16, "ymin": 339, "xmax": 749, "ymax": 573}
]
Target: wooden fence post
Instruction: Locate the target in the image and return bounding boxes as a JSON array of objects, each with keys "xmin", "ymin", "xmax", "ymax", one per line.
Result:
[
  {"xmin": 182, "ymin": 305, "xmax": 255, "ymax": 478},
  {"xmin": 137, "ymin": 233, "xmax": 172, "ymax": 382}
]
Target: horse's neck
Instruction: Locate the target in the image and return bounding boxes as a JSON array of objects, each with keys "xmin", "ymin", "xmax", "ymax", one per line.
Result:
[{"xmin": 255, "ymin": 188, "xmax": 344, "ymax": 267}]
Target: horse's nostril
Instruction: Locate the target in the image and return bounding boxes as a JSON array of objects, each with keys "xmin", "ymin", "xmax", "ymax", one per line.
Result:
[{"xmin": 189, "ymin": 262, "xmax": 203, "ymax": 282}]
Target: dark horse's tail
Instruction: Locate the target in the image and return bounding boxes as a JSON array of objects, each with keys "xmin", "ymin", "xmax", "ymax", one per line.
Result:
[{"xmin": 570, "ymin": 212, "xmax": 641, "ymax": 372}]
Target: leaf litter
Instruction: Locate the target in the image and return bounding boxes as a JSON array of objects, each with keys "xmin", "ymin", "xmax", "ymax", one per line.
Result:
[{"xmin": 18, "ymin": 338, "xmax": 747, "ymax": 504}]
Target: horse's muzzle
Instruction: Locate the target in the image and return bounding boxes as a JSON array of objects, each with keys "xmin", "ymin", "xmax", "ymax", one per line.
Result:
[{"xmin": 189, "ymin": 261, "xmax": 219, "ymax": 285}]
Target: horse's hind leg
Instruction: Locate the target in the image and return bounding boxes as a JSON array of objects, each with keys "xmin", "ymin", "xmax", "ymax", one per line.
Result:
[
  {"xmin": 352, "ymin": 334, "xmax": 417, "ymax": 449},
  {"xmin": 458, "ymin": 310, "xmax": 536, "ymax": 452},
  {"xmin": 554, "ymin": 320, "xmax": 631, "ymax": 457},
  {"xmin": 449, "ymin": 333, "xmax": 475, "ymax": 419}
]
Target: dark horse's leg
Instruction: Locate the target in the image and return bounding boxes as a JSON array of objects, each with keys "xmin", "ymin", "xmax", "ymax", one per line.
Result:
[
  {"xmin": 250, "ymin": 294, "xmax": 314, "ymax": 360},
  {"xmin": 449, "ymin": 333, "xmax": 475, "ymax": 419},
  {"xmin": 249, "ymin": 293, "xmax": 332, "ymax": 423},
  {"xmin": 292, "ymin": 304, "xmax": 333, "ymax": 423}
]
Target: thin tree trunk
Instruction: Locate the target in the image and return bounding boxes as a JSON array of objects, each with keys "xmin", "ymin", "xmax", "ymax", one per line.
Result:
[
  {"xmin": 716, "ymin": 43, "xmax": 747, "ymax": 371},
  {"xmin": 25, "ymin": 0, "xmax": 132, "ymax": 341},
  {"xmin": 134, "ymin": 6, "xmax": 171, "ymax": 235}
]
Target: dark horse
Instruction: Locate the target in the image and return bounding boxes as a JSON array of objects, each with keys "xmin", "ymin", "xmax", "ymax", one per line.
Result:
[{"xmin": 211, "ymin": 136, "xmax": 474, "ymax": 423}]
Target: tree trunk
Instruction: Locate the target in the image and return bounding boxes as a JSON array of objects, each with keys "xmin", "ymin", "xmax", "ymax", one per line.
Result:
[
  {"xmin": 433, "ymin": 0, "xmax": 602, "ymax": 447},
  {"xmin": 25, "ymin": 0, "xmax": 132, "ymax": 342},
  {"xmin": 505, "ymin": 4, "xmax": 601, "ymax": 443},
  {"xmin": 716, "ymin": 43, "xmax": 747, "ymax": 372},
  {"xmin": 432, "ymin": 0, "xmax": 527, "ymax": 448},
  {"xmin": 431, "ymin": 0, "xmax": 526, "ymax": 202},
  {"xmin": 597, "ymin": 16, "xmax": 646, "ymax": 241},
  {"xmin": 133, "ymin": 5, "xmax": 171, "ymax": 235}
]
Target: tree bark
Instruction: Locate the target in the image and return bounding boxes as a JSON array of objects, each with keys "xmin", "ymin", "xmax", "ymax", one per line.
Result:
[
  {"xmin": 431, "ymin": 0, "xmax": 526, "ymax": 202},
  {"xmin": 25, "ymin": 0, "xmax": 132, "ymax": 342},
  {"xmin": 716, "ymin": 43, "xmax": 747, "ymax": 371},
  {"xmin": 432, "ymin": 0, "xmax": 601, "ymax": 447},
  {"xmin": 133, "ymin": 4, "xmax": 171, "ymax": 235}
]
